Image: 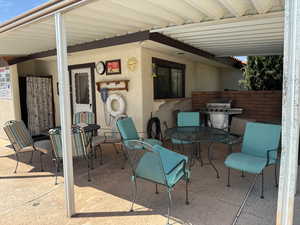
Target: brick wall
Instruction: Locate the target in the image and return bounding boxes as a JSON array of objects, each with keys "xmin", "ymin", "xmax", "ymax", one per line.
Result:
[{"xmin": 192, "ymin": 91, "xmax": 282, "ymax": 123}]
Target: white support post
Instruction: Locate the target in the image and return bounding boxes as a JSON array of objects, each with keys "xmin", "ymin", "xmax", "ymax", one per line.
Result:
[
  {"xmin": 55, "ymin": 13, "xmax": 75, "ymax": 217},
  {"xmin": 276, "ymin": 0, "xmax": 300, "ymax": 225}
]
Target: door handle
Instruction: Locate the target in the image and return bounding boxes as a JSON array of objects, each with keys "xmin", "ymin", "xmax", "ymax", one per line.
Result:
[{"xmin": 90, "ymin": 104, "xmax": 92, "ymax": 108}]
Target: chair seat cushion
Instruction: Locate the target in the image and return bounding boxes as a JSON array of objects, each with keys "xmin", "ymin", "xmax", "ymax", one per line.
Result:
[
  {"xmin": 225, "ymin": 152, "xmax": 276, "ymax": 174},
  {"xmin": 103, "ymin": 136, "xmax": 121, "ymax": 143},
  {"xmin": 33, "ymin": 139, "xmax": 52, "ymax": 154},
  {"xmin": 171, "ymin": 138, "xmax": 192, "ymax": 145},
  {"xmin": 92, "ymin": 136, "xmax": 106, "ymax": 147},
  {"xmin": 136, "ymin": 145, "xmax": 189, "ymax": 187}
]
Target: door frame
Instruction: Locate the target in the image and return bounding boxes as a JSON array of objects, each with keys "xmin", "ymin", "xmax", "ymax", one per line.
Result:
[{"xmin": 68, "ymin": 63, "xmax": 96, "ymax": 122}]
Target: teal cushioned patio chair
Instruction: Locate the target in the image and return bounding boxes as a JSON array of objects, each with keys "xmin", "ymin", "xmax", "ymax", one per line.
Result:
[
  {"xmin": 172, "ymin": 112, "xmax": 201, "ymax": 145},
  {"xmin": 125, "ymin": 140, "xmax": 190, "ymax": 225},
  {"xmin": 224, "ymin": 122, "xmax": 281, "ymax": 199},
  {"xmin": 171, "ymin": 112, "xmax": 203, "ymax": 164},
  {"xmin": 3, "ymin": 120, "xmax": 50, "ymax": 173},
  {"xmin": 116, "ymin": 117, "xmax": 162, "ymax": 149},
  {"xmin": 116, "ymin": 117, "xmax": 162, "ymax": 169},
  {"xmin": 73, "ymin": 111, "xmax": 95, "ymax": 124},
  {"xmin": 49, "ymin": 126, "xmax": 93, "ymax": 184}
]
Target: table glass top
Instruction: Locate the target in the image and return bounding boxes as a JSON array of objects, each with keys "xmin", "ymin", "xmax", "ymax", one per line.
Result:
[{"xmin": 165, "ymin": 126, "xmax": 229, "ymax": 143}]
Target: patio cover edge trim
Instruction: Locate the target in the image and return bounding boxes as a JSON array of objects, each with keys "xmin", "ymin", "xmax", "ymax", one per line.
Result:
[{"xmin": 6, "ymin": 31, "xmax": 243, "ymax": 69}]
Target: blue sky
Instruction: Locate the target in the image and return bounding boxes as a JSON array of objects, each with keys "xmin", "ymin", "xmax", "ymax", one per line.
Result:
[
  {"xmin": 0, "ymin": 0, "xmax": 49, "ymax": 23},
  {"xmin": 235, "ymin": 56, "xmax": 247, "ymax": 62}
]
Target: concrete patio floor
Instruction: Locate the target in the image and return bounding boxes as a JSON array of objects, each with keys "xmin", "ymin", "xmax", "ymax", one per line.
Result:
[{"xmin": 0, "ymin": 138, "xmax": 299, "ymax": 225}]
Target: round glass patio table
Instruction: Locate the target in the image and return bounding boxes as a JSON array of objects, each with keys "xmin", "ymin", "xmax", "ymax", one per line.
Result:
[
  {"xmin": 165, "ymin": 126, "xmax": 228, "ymax": 143},
  {"xmin": 165, "ymin": 126, "xmax": 229, "ymax": 178}
]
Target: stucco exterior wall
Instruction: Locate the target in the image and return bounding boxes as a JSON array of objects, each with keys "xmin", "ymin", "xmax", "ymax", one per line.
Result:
[
  {"xmin": 24, "ymin": 43, "xmax": 144, "ymax": 131},
  {"xmin": 219, "ymin": 67, "xmax": 244, "ymax": 90},
  {"xmin": 4, "ymin": 43, "xmax": 237, "ymax": 138},
  {"xmin": 0, "ymin": 65, "xmax": 21, "ymax": 139},
  {"xmin": 140, "ymin": 47, "xmax": 223, "ymax": 131}
]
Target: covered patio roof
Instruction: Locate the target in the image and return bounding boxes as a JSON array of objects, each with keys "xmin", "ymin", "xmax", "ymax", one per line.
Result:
[
  {"xmin": 0, "ymin": 1, "xmax": 298, "ymax": 225},
  {"xmin": 0, "ymin": 0, "xmax": 284, "ymax": 57}
]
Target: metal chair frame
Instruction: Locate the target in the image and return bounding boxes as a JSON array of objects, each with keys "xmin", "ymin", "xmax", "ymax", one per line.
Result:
[
  {"xmin": 3, "ymin": 120, "xmax": 46, "ymax": 173},
  {"xmin": 49, "ymin": 126, "xmax": 94, "ymax": 184},
  {"xmin": 125, "ymin": 140, "xmax": 190, "ymax": 225}
]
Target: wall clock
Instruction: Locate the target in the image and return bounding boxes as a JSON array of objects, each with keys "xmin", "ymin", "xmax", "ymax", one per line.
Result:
[
  {"xmin": 96, "ymin": 61, "xmax": 106, "ymax": 75},
  {"xmin": 127, "ymin": 57, "xmax": 138, "ymax": 72}
]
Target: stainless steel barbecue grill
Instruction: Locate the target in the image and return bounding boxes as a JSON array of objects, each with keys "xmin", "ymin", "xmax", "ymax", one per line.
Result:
[{"xmin": 199, "ymin": 99, "xmax": 243, "ymax": 130}]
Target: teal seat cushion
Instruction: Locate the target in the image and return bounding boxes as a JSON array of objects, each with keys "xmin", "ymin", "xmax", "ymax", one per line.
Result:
[
  {"xmin": 171, "ymin": 138, "xmax": 192, "ymax": 145},
  {"xmin": 225, "ymin": 152, "xmax": 276, "ymax": 174},
  {"xmin": 136, "ymin": 145, "xmax": 189, "ymax": 187},
  {"xmin": 177, "ymin": 112, "xmax": 201, "ymax": 127},
  {"xmin": 124, "ymin": 138, "xmax": 162, "ymax": 149}
]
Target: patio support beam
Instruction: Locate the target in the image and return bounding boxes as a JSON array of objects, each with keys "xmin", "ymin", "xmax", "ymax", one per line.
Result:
[
  {"xmin": 54, "ymin": 12, "xmax": 75, "ymax": 217},
  {"xmin": 276, "ymin": 0, "xmax": 300, "ymax": 224}
]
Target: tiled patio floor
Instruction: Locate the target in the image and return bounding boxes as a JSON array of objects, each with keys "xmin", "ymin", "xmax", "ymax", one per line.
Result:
[{"xmin": 0, "ymin": 138, "xmax": 299, "ymax": 225}]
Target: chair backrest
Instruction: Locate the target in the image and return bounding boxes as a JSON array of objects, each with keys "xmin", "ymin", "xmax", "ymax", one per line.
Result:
[
  {"xmin": 73, "ymin": 111, "xmax": 95, "ymax": 124},
  {"xmin": 242, "ymin": 122, "xmax": 281, "ymax": 159},
  {"xmin": 177, "ymin": 112, "xmax": 201, "ymax": 127},
  {"xmin": 116, "ymin": 117, "xmax": 139, "ymax": 140},
  {"xmin": 125, "ymin": 140, "xmax": 167, "ymax": 185},
  {"xmin": 230, "ymin": 117, "xmax": 255, "ymax": 136},
  {"xmin": 3, "ymin": 120, "xmax": 33, "ymax": 152},
  {"xmin": 49, "ymin": 126, "xmax": 89, "ymax": 158}
]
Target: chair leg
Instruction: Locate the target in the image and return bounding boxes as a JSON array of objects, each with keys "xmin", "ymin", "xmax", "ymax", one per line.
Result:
[
  {"xmin": 29, "ymin": 150, "xmax": 34, "ymax": 163},
  {"xmin": 185, "ymin": 179, "xmax": 190, "ymax": 205},
  {"xmin": 227, "ymin": 168, "xmax": 231, "ymax": 187},
  {"xmin": 130, "ymin": 177, "xmax": 137, "ymax": 212},
  {"xmin": 54, "ymin": 160, "xmax": 60, "ymax": 185},
  {"xmin": 228, "ymin": 144, "xmax": 233, "ymax": 155},
  {"xmin": 261, "ymin": 170, "xmax": 264, "ymax": 199},
  {"xmin": 113, "ymin": 143, "xmax": 119, "ymax": 154},
  {"xmin": 98, "ymin": 145, "xmax": 103, "ymax": 165},
  {"xmin": 121, "ymin": 145, "xmax": 127, "ymax": 170},
  {"xmin": 241, "ymin": 171, "xmax": 245, "ymax": 178},
  {"xmin": 166, "ymin": 189, "xmax": 172, "ymax": 225},
  {"xmin": 14, "ymin": 153, "xmax": 19, "ymax": 173},
  {"xmin": 198, "ymin": 143, "xmax": 204, "ymax": 167},
  {"xmin": 91, "ymin": 151, "xmax": 94, "ymax": 170},
  {"xmin": 87, "ymin": 156, "xmax": 91, "ymax": 182},
  {"xmin": 40, "ymin": 152, "xmax": 44, "ymax": 172},
  {"xmin": 275, "ymin": 163, "xmax": 278, "ymax": 188},
  {"xmin": 155, "ymin": 183, "xmax": 159, "ymax": 194}
]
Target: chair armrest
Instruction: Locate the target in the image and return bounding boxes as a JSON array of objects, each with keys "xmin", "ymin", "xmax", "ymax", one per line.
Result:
[
  {"xmin": 166, "ymin": 159, "xmax": 186, "ymax": 175},
  {"xmin": 266, "ymin": 148, "xmax": 278, "ymax": 166}
]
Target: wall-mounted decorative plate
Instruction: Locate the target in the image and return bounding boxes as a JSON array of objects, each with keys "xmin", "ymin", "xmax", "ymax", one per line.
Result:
[{"xmin": 127, "ymin": 57, "xmax": 138, "ymax": 72}]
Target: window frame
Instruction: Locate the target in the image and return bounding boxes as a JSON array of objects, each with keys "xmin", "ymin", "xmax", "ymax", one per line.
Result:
[{"xmin": 152, "ymin": 57, "xmax": 186, "ymax": 100}]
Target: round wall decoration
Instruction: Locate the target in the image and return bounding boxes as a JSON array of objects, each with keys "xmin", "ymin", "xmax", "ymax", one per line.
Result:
[
  {"xmin": 96, "ymin": 61, "xmax": 106, "ymax": 75},
  {"xmin": 127, "ymin": 57, "xmax": 138, "ymax": 72}
]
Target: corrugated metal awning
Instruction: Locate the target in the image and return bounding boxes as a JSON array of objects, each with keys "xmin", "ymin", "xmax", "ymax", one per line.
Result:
[{"xmin": 0, "ymin": 0, "xmax": 284, "ymax": 57}]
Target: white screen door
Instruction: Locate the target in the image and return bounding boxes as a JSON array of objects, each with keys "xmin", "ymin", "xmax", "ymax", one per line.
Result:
[{"xmin": 71, "ymin": 67, "xmax": 93, "ymax": 114}]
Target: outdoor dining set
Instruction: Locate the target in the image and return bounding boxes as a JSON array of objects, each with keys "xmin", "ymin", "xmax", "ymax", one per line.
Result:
[{"xmin": 3, "ymin": 111, "xmax": 281, "ymax": 225}]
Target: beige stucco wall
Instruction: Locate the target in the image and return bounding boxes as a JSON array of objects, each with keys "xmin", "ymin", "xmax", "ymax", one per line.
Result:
[
  {"xmin": 140, "ymin": 47, "xmax": 223, "ymax": 131},
  {"xmin": 6, "ymin": 43, "xmax": 238, "ymax": 137},
  {"xmin": 193, "ymin": 63, "xmax": 221, "ymax": 91},
  {"xmin": 219, "ymin": 67, "xmax": 244, "ymax": 90},
  {"xmin": 0, "ymin": 65, "xmax": 21, "ymax": 139},
  {"xmin": 28, "ymin": 43, "xmax": 144, "ymax": 131}
]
